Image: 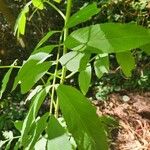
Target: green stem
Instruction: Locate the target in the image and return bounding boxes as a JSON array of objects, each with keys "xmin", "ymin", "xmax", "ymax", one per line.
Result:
[
  {"xmin": 28, "ymin": 7, "xmax": 38, "ymax": 21},
  {"xmin": 0, "ymin": 66, "xmax": 21, "ymax": 69},
  {"xmin": 50, "ymin": 31, "xmax": 64, "ymax": 115},
  {"xmin": 55, "ymin": 0, "xmax": 72, "ymax": 118},
  {"xmin": 50, "ymin": 52, "xmax": 60, "ymax": 114},
  {"xmin": 46, "ymin": 72, "xmax": 61, "ymax": 79},
  {"xmin": 66, "ymin": 72, "xmax": 76, "ymax": 79},
  {"xmin": 89, "ymin": 55, "xmax": 97, "ymax": 63},
  {"xmin": 61, "ymin": 0, "xmax": 72, "ymax": 81},
  {"xmin": 45, "ymin": 1, "xmax": 66, "ymax": 20}
]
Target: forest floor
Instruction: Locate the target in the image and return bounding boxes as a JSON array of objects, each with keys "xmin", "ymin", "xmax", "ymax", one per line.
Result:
[{"xmin": 93, "ymin": 92, "xmax": 150, "ymax": 150}]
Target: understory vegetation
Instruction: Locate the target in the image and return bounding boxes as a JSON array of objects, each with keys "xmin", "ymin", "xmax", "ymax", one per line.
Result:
[{"xmin": 0, "ymin": 0, "xmax": 150, "ymax": 149}]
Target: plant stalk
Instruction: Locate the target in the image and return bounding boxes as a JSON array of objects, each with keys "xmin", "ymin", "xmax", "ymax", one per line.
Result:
[
  {"xmin": 50, "ymin": 31, "xmax": 63, "ymax": 114},
  {"xmin": 45, "ymin": 1, "xmax": 66, "ymax": 20},
  {"xmin": 0, "ymin": 66, "xmax": 21, "ymax": 69},
  {"xmin": 54, "ymin": 0, "xmax": 72, "ymax": 117}
]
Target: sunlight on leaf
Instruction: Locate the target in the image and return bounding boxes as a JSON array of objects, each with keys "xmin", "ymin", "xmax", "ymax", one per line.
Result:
[
  {"xmin": 66, "ymin": 3, "xmax": 100, "ymax": 28},
  {"xmin": 32, "ymin": 0, "xmax": 44, "ymax": 10},
  {"xmin": 46, "ymin": 115, "xmax": 72, "ymax": 150},
  {"xmin": 27, "ymin": 113, "xmax": 49, "ymax": 150},
  {"xmin": 59, "ymin": 51, "xmax": 90, "ymax": 72},
  {"xmin": 57, "ymin": 85, "xmax": 108, "ymax": 150},
  {"xmin": 14, "ymin": 2, "xmax": 31, "ymax": 37},
  {"xmin": 20, "ymin": 85, "xmax": 50, "ymax": 146},
  {"xmin": 65, "ymin": 23, "xmax": 150, "ymax": 53},
  {"xmin": 53, "ymin": 0, "xmax": 62, "ymax": 3},
  {"xmin": 12, "ymin": 46, "xmax": 55, "ymax": 93}
]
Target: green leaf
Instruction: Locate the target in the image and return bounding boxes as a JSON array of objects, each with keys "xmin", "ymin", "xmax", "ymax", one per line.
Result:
[
  {"xmin": 33, "ymin": 45, "xmax": 56, "ymax": 55},
  {"xmin": 18, "ymin": 13, "xmax": 26, "ymax": 35},
  {"xmin": 100, "ymin": 116, "xmax": 119, "ymax": 128},
  {"xmin": 14, "ymin": 120, "xmax": 23, "ymax": 132},
  {"xmin": 20, "ymin": 85, "xmax": 50, "ymax": 146},
  {"xmin": 53, "ymin": 0, "xmax": 62, "ymax": 3},
  {"xmin": 94, "ymin": 54, "xmax": 109, "ymax": 78},
  {"xmin": 59, "ymin": 51, "xmax": 90, "ymax": 72},
  {"xmin": 0, "ymin": 60, "xmax": 17, "ymax": 98},
  {"xmin": 12, "ymin": 46, "xmax": 55, "ymax": 93},
  {"xmin": 14, "ymin": 2, "xmax": 31, "ymax": 37},
  {"xmin": 140, "ymin": 43, "xmax": 150, "ymax": 55},
  {"xmin": 46, "ymin": 115, "xmax": 72, "ymax": 150},
  {"xmin": 25, "ymin": 85, "xmax": 42, "ymax": 103},
  {"xmin": 59, "ymin": 51, "xmax": 84, "ymax": 72},
  {"xmin": 65, "ymin": 23, "xmax": 150, "ymax": 53},
  {"xmin": 32, "ymin": 0, "xmax": 44, "ymax": 10},
  {"xmin": 14, "ymin": 141, "xmax": 20, "ymax": 150},
  {"xmin": 79, "ymin": 53, "xmax": 91, "ymax": 71},
  {"xmin": 15, "ymin": 61, "xmax": 51, "ymax": 93},
  {"xmin": 27, "ymin": 113, "xmax": 49, "ymax": 150},
  {"xmin": 79, "ymin": 64, "xmax": 91, "ymax": 95},
  {"xmin": 99, "ymin": 116, "xmax": 119, "ymax": 134},
  {"xmin": 5, "ymin": 140, "xmax": 12, "ymax": 150},
  {"xmin": 57, "ymin": 85, "xmax": 108, "ymax": 150},
  {"xmin": 35, "ymin": 31, "xmax": 59, "ymax": 50},
  {"xmin": 34, "ymin": 137, "xmax": 47, "ymax": 150},
  {"xmin": 66, "ymin": 3, "xmax": 100, "ymax": 28},
  {"xmin": 116, "ymin": 51, "xmax": 135, "ymax": 77}
]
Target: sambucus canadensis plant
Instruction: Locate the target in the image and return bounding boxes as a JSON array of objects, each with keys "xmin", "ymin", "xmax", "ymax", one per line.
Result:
[{"xmin": 0, "ymin": 0, "xmax": 150, "ymax": 149}]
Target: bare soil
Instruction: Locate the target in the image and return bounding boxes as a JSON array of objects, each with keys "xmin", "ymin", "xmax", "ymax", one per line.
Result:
[{"xmin": 93, "ymin": 92, "xmax": 150, "ymax": 150}]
